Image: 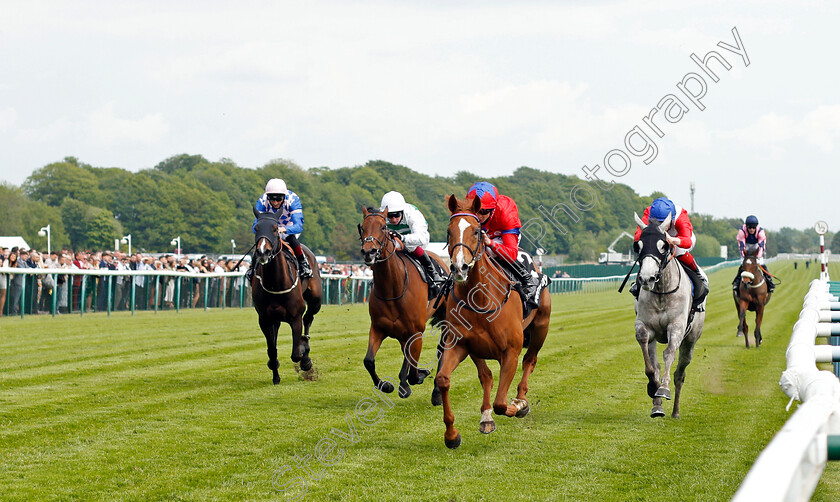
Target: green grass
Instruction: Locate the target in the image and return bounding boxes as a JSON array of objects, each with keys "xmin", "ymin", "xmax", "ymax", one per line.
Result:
[{"xmin": 1, "ymin": 260, "xmax": 839, "ymax": 501}]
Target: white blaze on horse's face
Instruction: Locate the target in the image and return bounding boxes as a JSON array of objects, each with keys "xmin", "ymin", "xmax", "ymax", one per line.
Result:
[
  {"xmin": 257, "ymin": 238, "xmax": 271, "ymax": 265},
  {"xmin": 452, "ymin": 217, "xmax": 473, "ymax": 282}
]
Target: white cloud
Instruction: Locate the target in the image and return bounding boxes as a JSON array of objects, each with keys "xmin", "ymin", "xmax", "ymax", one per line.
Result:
[
  {"xmin": 88, "ymin": 102, "xmax": 169, "ymax": 146},
  {"xmin": 717, "ymin": 106, "xmax": 840, "ymax": 154},
  {"xmin": 0, "ymin": 107, "xmax": 17, "ymax": 132}
]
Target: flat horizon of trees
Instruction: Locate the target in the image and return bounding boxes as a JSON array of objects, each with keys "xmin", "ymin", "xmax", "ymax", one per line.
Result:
[{"xmin": 0, "ymin": 155, "xmax": 832, "ymax": 262}]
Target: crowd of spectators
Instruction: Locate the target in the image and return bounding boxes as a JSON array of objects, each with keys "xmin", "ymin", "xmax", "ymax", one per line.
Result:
[{"xmin": 0, "ymin": 246, "xmax": 374, "ymax": 317}]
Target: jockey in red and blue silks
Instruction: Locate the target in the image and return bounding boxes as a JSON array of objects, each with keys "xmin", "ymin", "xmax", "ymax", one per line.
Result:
[
  {"xmin": 631, "ymin": 197, "xmax": 708, "ymax": 308},
  {"xmin": 732, "ymin": 215, "xmax": 774, "ymax": 292},
  {"xmin": 467, "ymin": 181, "xmax": 539, "ymax": 307},
  {"xmin": 250, "ymin": 178, "xmax": 312, "ymax": 279}
]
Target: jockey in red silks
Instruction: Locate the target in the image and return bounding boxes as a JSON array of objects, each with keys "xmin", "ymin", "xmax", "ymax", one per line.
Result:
[
  {"xmin": 631, "ymin": 197, "xmax": 709, "ymax": 309},
  {"xmin": 732, "ymin": 215, "xmax": 774, "ymax": 293},
  {"xmin": 467, "ymin": 181, "xmax": 540, "ymax": 308}
]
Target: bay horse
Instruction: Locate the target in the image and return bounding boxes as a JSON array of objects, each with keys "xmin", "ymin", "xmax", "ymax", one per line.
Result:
[
  {"xmin": 435, "ymin": 195, "xmax": 551, "ymax": 449},
  {"xmin": 359, "ymin": 206, "xmax": 446, "ymax": 399},
  {"xmin": 633, "ymin": 212, "xmax": 704, "ymax": 418},
  {"xmin": 734, "ymin": 243, "xmax": 771, "ymax": 348},
  {"xmin": 252, "ymin": 209, "xmax": 323, "ymax": 384}
]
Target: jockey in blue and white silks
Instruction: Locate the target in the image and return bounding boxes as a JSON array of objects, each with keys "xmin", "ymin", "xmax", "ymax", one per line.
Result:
[{"xmin": 250, "ymin": 178, "xmax": 312, "ymax": 278}]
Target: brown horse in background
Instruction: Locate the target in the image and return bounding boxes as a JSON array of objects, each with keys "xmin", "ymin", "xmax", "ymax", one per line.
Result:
[
  {"xmin": 734, "ymin": 244, "xmax": 771, "ymax": 348},
  {"xmin": 359, "ymin": 206, "xmax": 447, "ymax": 399},
  {"xmin": 435, "ymin": 195, "xmax": 551, "ymax": 449},
  {"xmin": 252, "ymin": 210, "xmax": 323, "ymax": 384}
]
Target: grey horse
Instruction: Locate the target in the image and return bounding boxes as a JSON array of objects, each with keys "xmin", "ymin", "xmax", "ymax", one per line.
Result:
[{"xmin": 633, "ymin": 212, "xmax": 705, "ymax": 418}]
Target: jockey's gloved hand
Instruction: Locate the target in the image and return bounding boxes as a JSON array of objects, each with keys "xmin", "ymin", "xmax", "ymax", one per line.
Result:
[
  {"xmin": 666, "ymin": 235, "xmax": 681, "ymax": 248},
  {"xmin": 389, "ymin": 230, "xmax": 401, "ymax": 240}
]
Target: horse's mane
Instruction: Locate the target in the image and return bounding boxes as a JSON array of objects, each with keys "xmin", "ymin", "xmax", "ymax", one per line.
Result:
[{"xmin": 366, "ymin": 206, "xmax": 383, "ymax": 215}]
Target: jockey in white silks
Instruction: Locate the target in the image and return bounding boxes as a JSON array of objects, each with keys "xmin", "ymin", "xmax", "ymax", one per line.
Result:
[{"xmin": 380, "ymin": 191, "xmax": 444, "ymax": 296}]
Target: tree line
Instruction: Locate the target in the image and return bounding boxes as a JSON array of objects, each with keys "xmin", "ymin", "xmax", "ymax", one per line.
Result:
[{"xmin": 1, "ymin": 155, "xmax": 833, "ymax": 262}]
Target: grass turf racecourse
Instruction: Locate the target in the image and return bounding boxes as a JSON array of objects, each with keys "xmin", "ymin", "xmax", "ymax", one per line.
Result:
[{"xmin": 2, "ymin": 260, "xmax": 840, "ymax": 501}]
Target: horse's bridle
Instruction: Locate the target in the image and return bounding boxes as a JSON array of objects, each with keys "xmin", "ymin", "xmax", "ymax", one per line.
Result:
[
  {"xmin": 448, "ymin": 212, "xmax": 484, "ymax": 269},
  {"xmin": 639, "ymin": 235, "xmax": 680, "ymax": 294},
  {"xmin": 358, "ymin": 212, "xmax": 409, "ymax": 301},
  {"xmin": 358, "ymin": 213, "xmax": 398, "ymax": 264},
  {"xmin": 253, "ymin": 216, "xmax": 299, "ymax": 295},
  {"xmin": 741, "ymin": 257, "xmax": 766, "ymax": 289}
]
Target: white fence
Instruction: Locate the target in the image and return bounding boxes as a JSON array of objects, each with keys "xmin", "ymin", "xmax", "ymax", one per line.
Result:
[{"xmin": 733, "ymin": 279, "xmax": 840, "ymax": 502}]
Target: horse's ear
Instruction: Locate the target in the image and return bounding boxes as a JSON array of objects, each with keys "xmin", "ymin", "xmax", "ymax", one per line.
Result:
[
  {"xmin": 362, "ymin": 205, "xmax": 369, "ymax": 216},
  {"xmin": 634, "ymin": 212, "xmax": 645, "ymax": 229},
  {"xmin": 253, "ymin": 206, "xmax": 260, "ymax": 218},
  {"xmin": 658, "ymin": 213, "xmax": 672, "ymax": 234},
  {"xmin": 447, "ymin": 194, "xmax": 458, "ymax": 214},
  {"xmin": 471, "ymin": 196, "xmax": 481, "ymax": 213},
  {"xmin": 382, "ymin": 206, "xmax": 388, "ymax": 214}
]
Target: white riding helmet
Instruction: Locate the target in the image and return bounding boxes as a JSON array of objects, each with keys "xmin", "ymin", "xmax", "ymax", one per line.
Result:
[
  {"xmin": 265, "ymin": 178, "xmax": 288, "ymax": 195},
  {"xmin": 380, "ymin": 191, "xmax": 407, "ymax": 213}
]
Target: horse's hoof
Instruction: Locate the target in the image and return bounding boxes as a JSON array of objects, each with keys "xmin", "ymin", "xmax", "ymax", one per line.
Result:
[
  {"xmin": 650, "ymin": 406, "xmax": 665, "ymax": 418},
  {"xmin": 479, "ymin": 421, "xmax": 496, "ymax": 434},
  {"xmin": 299, "ymin": 358, "xmax": 313, "ymax": 372},
  {"xmin": 272, "ymin": 375, "xmax": 281, "ymax": 385},
  {"xmin": 415, "ymin": 368, "xmax": 431, "ymax": 385},
  {"xmin": 377, "ymin": 381, "xmax": 395, "ymax": 394},
  {"xmin": 654, "ymin": 387, "xmax": 671, "ymax": 400},
  {"xmin": 736, "ymin": 331, "xmax": 744, "ymax": 337},
  {"xmin": 431, "ymin": 391, "xmax": 442, "ymax": 407},
  {"xmin": 398, "ymin": 384, "xmax": 412, "ymax": 399},
  {"xmin": 515, "ymin": 403, "xmax": 530, "ymax": 418},
  {"xmin": 445, "ymin": 434, "xmax": 462, "ymax": 449}
]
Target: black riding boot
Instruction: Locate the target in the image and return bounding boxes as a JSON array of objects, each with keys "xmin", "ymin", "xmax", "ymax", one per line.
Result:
[
  {"xmin": 683, "ymin": 265, "xmax": 708, "ymax": 309},
  {"xmin": 629, "ymin": 279, "xmax": 640, "ymax": 299},
  {"xmin": 763, "ymin": 265, "xmax": 775, "ymax": 293},
  {"xmin": 500, "ymin": 259, "xmax": 540, "ymax": 310},
  {"xmin": 418, "ymin": 253, "xmax": 442, "ymax": 297},
  {"xmin": 296, "ymin": 254, "xmax": 313, "ymax": 279},
  {"xmin": 732, "ymin": 265, "xmax": 743, "ymax": 291},
  {"xmin": 245, "ymin": 253, "xmax": 256, "ymax": 282}
]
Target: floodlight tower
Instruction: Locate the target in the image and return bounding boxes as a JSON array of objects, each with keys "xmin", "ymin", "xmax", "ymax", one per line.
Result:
[{"xmin": 690, "ymin": 181, "xmax": 696, "ymax": 214}]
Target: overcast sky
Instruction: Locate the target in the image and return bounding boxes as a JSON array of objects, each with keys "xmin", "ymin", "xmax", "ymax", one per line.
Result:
[{"xmin": 1, "ymin": 1, "xmax": 838, "ymax": 232}]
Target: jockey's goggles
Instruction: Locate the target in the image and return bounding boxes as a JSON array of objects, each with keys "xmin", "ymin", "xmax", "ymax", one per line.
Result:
[
  {"xmin": 387, "ymin": 211, "xmax": 402, "ymax": 219},
  {"xmin": 267, "ymin": 194, "xmax": 286, "ymax": 202},
  {"xmin": 477, "ymin": 208, "xmax": 494, "ymax": 216}
]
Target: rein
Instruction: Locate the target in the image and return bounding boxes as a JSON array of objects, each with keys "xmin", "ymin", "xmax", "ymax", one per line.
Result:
[
  {"xmin": 447, "ymin": 212, "xmax": 511, "ymax": 312},
  {"xmin": 359, "ymin": 213, "xmax": 398, "ymax": 263},
  {"xmin": 647, "ymin": 256, "xmax": 682, "ymax": 295},
  {"xmin": 360, "ymin": 213, "xmax": 410, "ymax": 301},
  {"xmin": 448, "ymin": 212, "xmax": 484, "ymax": 270},
  {"xmin": 254, "ymin": 236, "xmax": 300, "ymax": 295}
]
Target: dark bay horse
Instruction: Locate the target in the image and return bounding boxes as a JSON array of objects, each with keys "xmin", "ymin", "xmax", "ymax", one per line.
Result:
[
  {"xmin": 734, "ymin": 244, "xmax": 771, "ymax": 348},
  {"xmin": 252, "ymin": 210, "xmax": 323, "ymax": 384},
  {"xmin": 435, "ymin": 195, "xmax": 551, "ymax": 449},
  {"xmin": 359, "ymin": 206, "xmax": 446, "ymax": 399},
  {"xmin": 633, "ymin": 212, "xmax": 704, "ymax": 418}
]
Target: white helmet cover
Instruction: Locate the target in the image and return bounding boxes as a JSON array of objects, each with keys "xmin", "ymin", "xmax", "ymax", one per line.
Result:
[
  {"xmin": 380, "ymin": 191, "xmax": 407, "ymax": 213},
  {"xmin": 265, "ymin": 178, "xmax": 288, "ymax": 195}
]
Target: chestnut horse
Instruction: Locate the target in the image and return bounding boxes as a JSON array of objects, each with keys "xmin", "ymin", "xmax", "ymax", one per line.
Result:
[
  {"xmin": 435, "ymin": 195, "xmax": 551, "ymax": 449},
  {"xmin": 734, "ymin": 244, "xmax": 771, "ymax": 348},
  {"xmin": 252, "ymin": 210, "xmax": 323, "ymax": 384},
  {"xmin": 359, "ymin": 206, "xmax": 446, "ymax": 399}
]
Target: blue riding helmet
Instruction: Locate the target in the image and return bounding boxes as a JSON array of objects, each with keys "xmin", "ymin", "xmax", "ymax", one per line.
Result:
[
  {"xmin": 649, "ymin": 197, "xmax": 676, "ymax": 222},
  {"xmin": 745, "ymin": 215, "xmax": 759, "ymax": 228}
]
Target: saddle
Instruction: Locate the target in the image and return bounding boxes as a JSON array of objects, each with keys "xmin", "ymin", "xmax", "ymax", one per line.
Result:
[
  {"xmin": 490, "ymin": 251, "xmax": 550, "ymax": 319},
  {"xmin": 401, "ymin": 251, "xmax": 448, "ymax": 298}
]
